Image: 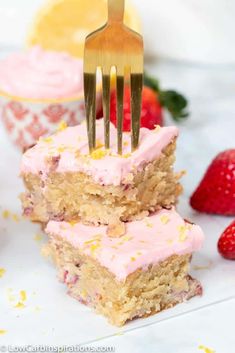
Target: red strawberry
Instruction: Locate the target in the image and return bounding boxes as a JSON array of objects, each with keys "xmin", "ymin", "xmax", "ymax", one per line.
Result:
[
  {"xmin": 96, "ymin": 73, "xmax": 188, "ymax": 130},
  {"xmin": 110, "ymin": 86, "xmax": 163, "ymax": 131},
  {"xmin": 218, "ymin": 220, "xmax": 235, "ymax": 260},
  {"xmin": 190, "ymin": 149, "xmax": 235, "ymax": 215}
]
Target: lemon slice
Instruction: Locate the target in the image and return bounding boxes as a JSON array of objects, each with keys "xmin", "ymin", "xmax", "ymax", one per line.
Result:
[{"xmin": 28, "ymin": 0, "xmax": 141, "ymax": 58}]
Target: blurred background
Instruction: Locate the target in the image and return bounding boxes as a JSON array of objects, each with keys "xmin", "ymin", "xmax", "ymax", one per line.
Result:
[{"xmin": 1, "ymin": 0, "xmax": 235, "ymax": 64}]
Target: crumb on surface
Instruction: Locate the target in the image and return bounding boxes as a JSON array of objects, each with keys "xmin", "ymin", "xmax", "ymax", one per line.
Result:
[
  {"xmin": 198, "ymin": 345, "xmax": 215, "ymax": 353},
  {"xmin": 0, "ymin": 268, "xmax": 6, "ymax": 278},
  {"xmin": 2, "ymin": 210, "xmax": 10, "ymax": 219},
  {"xmin": 2, "ymin": 209, "xmax": 21, "ymax": 222},
  {"xmin": 34, "ymin": 234, "xmax": 43, "ymax": 242}
]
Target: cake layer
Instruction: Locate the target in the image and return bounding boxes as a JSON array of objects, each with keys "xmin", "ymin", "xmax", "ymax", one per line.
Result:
[
  {"xmin": 21, "ymin": 119, "xmax": 178, "ymax": 186},
  {"xmin": 45, "ymin": 209, "xmax": 204, "ymax": 326},
  {"xmin": 45, "ymin": 208, "xmax": 204, "ymax": 280},
  {"xmin": 21, "ymin": 121, "xmax": 181, "ymax": 224}
]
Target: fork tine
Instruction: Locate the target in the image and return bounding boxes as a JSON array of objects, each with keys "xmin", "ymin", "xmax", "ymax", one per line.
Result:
[
  {"xmin": 102, "ymin": 70, "xmax": 111, "ymax": 149},
  {"xmin": 130, "ymin": 73, "xmax": 143, "ymax": 151},
  {"xmin": 84, "ymin": 72, "xmax": 96, "ymax": 152},
  {"xmin": 116, "ymin": 75, "xmax": 124, "ymax": 154}
]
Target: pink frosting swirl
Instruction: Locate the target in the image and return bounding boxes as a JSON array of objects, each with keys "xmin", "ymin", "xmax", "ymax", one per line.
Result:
[{"xmin": 0, "ymin": 46, "xmax": 83, "ymax": 99}]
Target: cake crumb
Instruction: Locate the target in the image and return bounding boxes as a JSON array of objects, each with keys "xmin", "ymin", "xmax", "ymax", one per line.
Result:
[
  {"xmin": 0, "ymin": 268, "xmax": 6, "ymax": 278},
  {"xmin": 107, "ymin": 222, "xmax": 126, "ymax": 238},
  {"xmin": 198, "ymin": 345, "xmax": 215, "ymax": 353},
  {"xmin": 0, "ymin": 330, "xmax": 7, "ymax": 335}
]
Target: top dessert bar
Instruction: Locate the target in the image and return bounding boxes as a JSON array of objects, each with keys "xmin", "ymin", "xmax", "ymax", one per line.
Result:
[{"xmin": 20, "ymin": 119, "xmax": 182, "ymax": 225}]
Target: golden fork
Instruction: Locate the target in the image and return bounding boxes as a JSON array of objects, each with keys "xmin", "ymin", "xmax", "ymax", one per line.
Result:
[{"xmin": 84, "ymin": 0, "xmax": 143, "ymax": 154}]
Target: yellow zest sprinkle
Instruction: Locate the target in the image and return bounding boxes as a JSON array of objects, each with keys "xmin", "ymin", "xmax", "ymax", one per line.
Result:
[
  {"xmin": 122, "ymin": 153, "xmax": 131, "ymax": 158},
  {"xmin": 167, "ymin": 239, "xmax": 173, "ymax": 244},
  {"xmin": 90, "ymin": 243, "xmax": 100, "ymax": 253},
  {"xmin": 42, "ymin": 137, "xmax": 53, "ymax": 143},
  {"xmin": 198, "ymin": 345, "xmax": 215, "ymax": 353},
  {"xmin": 69, "ymin": 220, "xmax": 77, "ymax": 226},
  {"xmin": 0, "ymin": 330, "xmax": 7, "ymax": 335},
  {"xmin": 14, "ymin": 302, "xmax": 25, "ymax": 309},
  {"xmin": 90, "ymin": 148, "xmax": 109, "ymax": 160},
  {"xmin": 12, "ymin": 213, "xmax": 20, "ymax": 222},
  {"xmin": 34, "ymin": 234, "xmax": 43, "ymax": 242},
  {"xmin": 160, "ymin": 215, "xmax": 169, "ymax": 224},
  {"xmin": 117, "ymin": 242, "xmax": 124, "ymax": 246},
  {"xmin": 20, "ymin": 290, "xmax": 27, "ymax": 302},
  {"xmin": 154, "ymin": 125, "xmax": 161, "ymax": 132},
  {"xmin": 139, "ymin": 240, "xmax": 147, "ymax": 244},
  {"xmin": 75, "ymin": 150, "xmax": 81, "ymax": 158},
  {"xmin": 57, "ymin": 120, "xmax": 67, "ymax": 132},
  {"xmin": 0, "ymin": 268, "xmax": 6, "ymax": 278},
  {"xmin": 96, "ymin": 139, "xmax": 104, "ymax": 148},
  {"xmin": 136, "ymin": 251, "xmax": 142, "ymax": 256},
  {"xmin": 123, "ymin": 141, "xmax": 129, "ymax": 147},
  {"xmin": 57, "ymin": 146, "xmax": 66, "ymax": 153},
  {"xmin": 114, "ymin": 330, "xmax": 124, "ymax": 336},
  {"xmin": 111, "ymin": 246, "xmax": 118, "ymax": 250},
  {"xmin": 131, "ymin": 257, "xmax": 136, "ymax": 262},
  {"xmin": 2, "ymin": 210, "xmax": 10, "ymax": 219},
  {"xmin": 144, "ymin": 218, "xmax": 153, "ymax": 228},
  {"xmin": 177, "ymin": 225, "xmax": 188, "ymax": 242},
  {"xmin": 121, "ymin": 234, "xmax": 133, "ymax": 242}
]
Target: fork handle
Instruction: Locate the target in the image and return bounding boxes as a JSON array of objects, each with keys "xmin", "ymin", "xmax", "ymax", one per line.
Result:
[{"xmin": 108, "ymin": 0, "xmax": 125, "ymax": 23}]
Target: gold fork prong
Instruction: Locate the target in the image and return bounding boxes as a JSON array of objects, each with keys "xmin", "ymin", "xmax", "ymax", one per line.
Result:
[
  {"xmin": 84, "ymin": 0, "xmax": 143, "ymax": 154},
  {"xmin": 130, "ymin": 73, "xmax": 143, "ymax": 151},
  {"xmin": 84, "ymin": 71, "xmax": 96, "ymax": 151},
  {"xmin": 116, "ymin": 74, "xmax": 125, "ymax": 154},
  {"xmin": 102, "ymin": 69, "xmax": 111, "ymax": 149}
]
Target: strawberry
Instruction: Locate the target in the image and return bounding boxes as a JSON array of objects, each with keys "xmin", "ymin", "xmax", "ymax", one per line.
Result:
[
  {"xmin": 217, "ymin": 220, "xmax": 235, "ymax": 260},
  {"xmin": 97, "ymin": 73, "xmax": 188, "ymax": 130},
  {"xmin": 190, "ymin": 149, "xmax": 235, "ymax": 215}
]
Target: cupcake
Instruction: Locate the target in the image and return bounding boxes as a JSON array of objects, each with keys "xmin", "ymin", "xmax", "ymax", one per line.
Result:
[{"xmin": 0, "ymin": 46, "xmax": 86, "ymax": 150}]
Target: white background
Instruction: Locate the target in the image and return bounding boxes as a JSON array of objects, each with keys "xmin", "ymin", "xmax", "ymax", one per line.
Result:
[{"xmin": 1, "ymin": 0, "xmax": 235, "ymax": 64}]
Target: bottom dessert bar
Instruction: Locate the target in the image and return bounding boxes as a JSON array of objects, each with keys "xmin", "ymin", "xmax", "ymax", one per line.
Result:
[{"xmin": 45, "ymin": 209, "xmax": 204, "ymax": 326}]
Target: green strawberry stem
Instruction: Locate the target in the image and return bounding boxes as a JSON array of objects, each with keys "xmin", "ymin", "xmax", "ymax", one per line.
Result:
[{"xmin": 144, "ymin": 73, "xmax": 189, "ymax": 121}]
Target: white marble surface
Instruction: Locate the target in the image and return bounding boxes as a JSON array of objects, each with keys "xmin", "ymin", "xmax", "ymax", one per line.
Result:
[{"xmin": 0, "ymin": 60, "xmax": 235, "ymax": 352}]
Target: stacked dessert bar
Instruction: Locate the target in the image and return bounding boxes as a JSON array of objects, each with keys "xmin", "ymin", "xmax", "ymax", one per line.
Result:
[{"xmin": 20, "ymin": 119, "xmax": 204, "ymax": 326}]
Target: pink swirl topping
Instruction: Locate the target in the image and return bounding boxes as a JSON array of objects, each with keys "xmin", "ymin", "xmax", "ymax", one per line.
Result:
[
  {"xmin": 46, "ymin": 208, "xmax": 204, "ymax": 281},
  {"xmin": 0, "ymin": 46, "xmax": 83, "ymax": 99},
  {"xmin": 21, "ymin": 119, "xmax": 179, "ymax": 185}
]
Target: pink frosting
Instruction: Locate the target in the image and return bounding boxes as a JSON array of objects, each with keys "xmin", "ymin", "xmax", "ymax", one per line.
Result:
[
  {"xmin": 21, "ymin": 119, "xmax": 178, "ymax": 185},
  {"xmin": 0, "ymin": 46, "xmax": 83, "ymax": 99},
  {"xmin": 45, "ymin": 208, "xmax": 204, "ymax": 281}
]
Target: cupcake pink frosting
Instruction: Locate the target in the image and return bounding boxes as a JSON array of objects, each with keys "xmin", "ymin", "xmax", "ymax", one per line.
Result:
[
  {"xmin": 21, "ymin": 119, "xmax": 178, "ymax": 185},
  {"xmin": 0, "ymin": 46, "xmax": 83, "ymax": 99},
  {"xmin": 46, "ymin": 208, "xmax": 204, "ymax": 281}
]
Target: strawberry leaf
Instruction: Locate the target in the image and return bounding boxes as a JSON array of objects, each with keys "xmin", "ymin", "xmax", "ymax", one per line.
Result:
[
  {"xmin": 159, "ymin": 90, "xmax": 189, "ymax": 121},
  {"xmin": 144, "ymin": 72, "xmax": 189, "ymax": 121}
]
